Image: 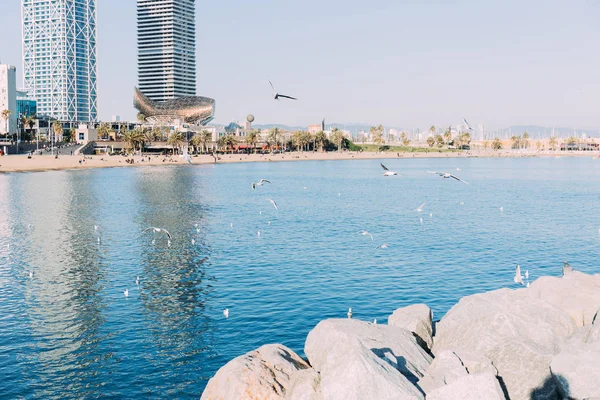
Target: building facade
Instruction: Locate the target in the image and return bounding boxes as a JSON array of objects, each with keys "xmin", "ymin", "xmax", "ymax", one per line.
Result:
[
  {"xmin": 0, "ymin": 65, "xmax": 17, "ymax": 135},
  {"xmin": 16, "ymin": 90, "xmax": 37, "ymax": 119},
  {"xmin": 138, "ymin": 0, "xmax": 196, "ymax": 102},
  {"xmin": 22, "ymin": 0, "xmax": 97, "ymax": 122}
]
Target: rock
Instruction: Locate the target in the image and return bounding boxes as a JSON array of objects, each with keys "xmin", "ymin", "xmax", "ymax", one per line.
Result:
[
  {"xmin": 433, "ymin": 288, "xmax": 576, "ymax": 400},
  {"xmin": 527, "ymin": 271, "xmax": 600, "ymax": 327},
  {"xmin": 426, "ymin": 373, "xmax": 506, "ymax": 400},
  {"xmin": 286, "ymin": 369, "xmax": 321, "ymax": 400},
  {"xmin": 305, "ymin": 319, "xmax": 432, "ymax": 399},
  {"xmin": 551, "ymin": 323, "xmax": 600, "ymax": 399},
  {"xmin": 417, "ymin": 350, "xmax": 468, "ymax": 393},
  {"xmin": 388, "ymin": 304, "xmax": 433, "ymax": 351},
  {"xmin": 201, "ymin": 344, "xmax": 310, "ymax": 400},
  {"xmin": 452, "ymin": 348, "xmax": 498, "ymax": 376}
]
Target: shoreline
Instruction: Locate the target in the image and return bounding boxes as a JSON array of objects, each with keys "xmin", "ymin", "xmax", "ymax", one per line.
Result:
[{"xmin": 0, "ymin": 150, "xmax": 596, "ymax": 173}]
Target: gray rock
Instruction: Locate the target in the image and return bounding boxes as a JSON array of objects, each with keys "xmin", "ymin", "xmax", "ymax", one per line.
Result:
[
  {"xmin": 201, "ymin": 344, "xmax": 310, "ymax": 400},
  {"xmin": 551, "ymin": 323, "xmax": 600, "ymax": 399},
  {"xmin": 388, "ymin": 304, "xmax": 433, "ymax": 351},
  {"xmin": 433, "ymin": 288, "xmax": 576, "ymax": 400},
  {"xmin": 527, "ymin": 271, "xmax": 600, "ymax": 327},
  {"xmin": 417, "ymin": 350, "xmax": 468, "ymax": 393},
  {"xmin": 426, "ymin": 373, "xmax": 506, "ymax": 400},
  {"xmin": 286, "ymin": 369, "xmax": 321, "ymax": 400},
  {"xmin": 452, "ymin": 348, "xmax": 498, "ymax": 376},
  {"xmin": 305, "ymin": 319, "xmax": 432, "ymax": 400}
]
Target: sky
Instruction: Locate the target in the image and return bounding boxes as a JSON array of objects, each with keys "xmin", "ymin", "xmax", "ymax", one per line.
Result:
[{"xmin": 0, "ymin": 0, "xmax": 599, "ymax": 129}]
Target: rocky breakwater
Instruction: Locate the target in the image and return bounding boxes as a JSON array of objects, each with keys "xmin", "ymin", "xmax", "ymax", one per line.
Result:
[{"xmin": 201, "ymin": 270, "xmax": 600, "ymax": 399}]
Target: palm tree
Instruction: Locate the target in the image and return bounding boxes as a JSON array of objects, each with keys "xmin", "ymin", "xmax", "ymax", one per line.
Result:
[
  {"xmin": 330, "ymin": 128, "xmax": 344, "ymax": 152},
  {"xmin": 53, "ymin": 121, "xmax": 63, "ymax": 143},
  {"xmin": 189, "ymin": 134, "xmax": 202, "ymax": 154},
  {"xmin": 370, "ymin": 125, "xmax": 384, "ymax": 145},
  {"xmin": 243, "ymin": 129, "xmax": 258, "ymax": 153},
  {"xmin": 68, "ymin": 128, "xmax": 76, "ymax": 143},
  {"xmin": 549, "ymin": 136, "xmax": 558, "ymax": 151},
  {"xmin": 122, "ymin": 128, "xmax": 144, "ymax": 153},
  {"xmin": 98, "ymin": 122, "xmax": 110, "ymax": 140},
  {"xmin": 167, "ymin": 131, "xmax": 185, "ymax": 155},
  {"xmin": 443, "ymin": 130, "xmax": 452, "ymax": 144},
  {"xmin": 536, "ymin": 140, "xmax": 542, "ymax": 151},
  {"xmin": 315, "ymin": 131, "xmax": 327, "ymax": 152},
  {"xmin": 435, "ymin": 134, "xmax": 444, "ymax": 148},
  {"xmin": 200, "ymin": 130, "xmax": 213, "ymax": 153},
  {"xmin": 267, "ymin": 128, "xmax": 280, "ymax": 152},
  {"xmin": 400, "ymin": 132, "xmax": 410, "ymax": 146},
  {"xmin": 511, "ymin": 135, "xmax": 521, "ymax": 149},
  {"xmin": 136, "ymin": 112, "xmax": 146, "ymax": 123},
  {"xmin": 429, "ymin": 126, "xmax": 436, "ymax": 137},
  {"xmin": 292, "ymin": 130, "xmax": 304, "ymax": 151},
  {"xmin": 492, "ymin": 138, "xmax": 502, "ymax": 150},
  {"xmin": 1, "ymin": 109, "xmax": 11, "ymax": 134},
  {"xmin": 426, "ymin": 136, "xmax": 435, "ymax": 148}
]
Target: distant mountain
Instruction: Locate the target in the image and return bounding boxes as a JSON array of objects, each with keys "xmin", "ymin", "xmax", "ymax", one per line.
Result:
[{"xmin": 494, "ymin": 125, "xmax": 600, "ymax": 139}]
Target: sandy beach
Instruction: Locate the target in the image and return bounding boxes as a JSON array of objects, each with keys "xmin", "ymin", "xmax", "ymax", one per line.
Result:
[{"xmin": 0, "ymin": 149, "xmax": 593, "ymax": 173}]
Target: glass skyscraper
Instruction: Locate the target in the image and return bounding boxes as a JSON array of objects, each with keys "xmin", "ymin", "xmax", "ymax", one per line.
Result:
[
  {"xmin": 138, "ymin": 0, "xmax": 196, "ymax": 102},
  {"xmin": 21, "ymin": 0, "xmax": 97, "ymax": 122}
]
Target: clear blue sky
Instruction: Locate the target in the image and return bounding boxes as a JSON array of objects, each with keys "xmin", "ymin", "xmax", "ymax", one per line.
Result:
[{"xmin": 1, "ymin": 0, "xmax": 599, "ymax": 129}]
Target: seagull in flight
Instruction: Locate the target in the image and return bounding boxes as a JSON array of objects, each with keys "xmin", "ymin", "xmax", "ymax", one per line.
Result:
[
  {"xmin": 268, "ymin": 199, "xmax": 278, "ymax": 210},
  {"xmin": 360, "ymin": 230, "xmax": 374, "ymax": 241},
  {"xmin": 252, "ymin": 179, "xmax": 271, "ymax": 190},
  {"xmin": 142, "ymin": 227, "xmax": 173, "ymax": 240},
  {"xmin": 463, "ymin": 118, "xmax": 474, "ymax": 131},
  {"xmin": 415, "ymin": 202, "xmax": 426, "ymax": 212},
  {"xmin": 514, "ymin": 265, "xmax": 524, "ymax": 285},
  {"xmin": 381, "ymin": 163, "xmax": 397, "ymax": 176},
  {"xmin": 427, "ymin": 171, "xmax": 470, "ymax": 185},
  {"xmin": 268, "ymin": 80, "xmax": 297, "ymax": 101}
]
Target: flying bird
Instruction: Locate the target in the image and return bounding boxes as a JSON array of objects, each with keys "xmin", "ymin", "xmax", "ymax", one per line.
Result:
[
  {"xmin": 415, "ymin": 202, "xmax": 426, "ymax": 212},
  {"xmin": 142, "ymin": 227, "xmax": 173, "ymax": 240},
  {"xmin": 463, "ymin": 118, "xmax": 474, "ymax": 131},
  {"xmin": 514, "ymin": 265, "xmax": 524, "ymax": 285},
  {"xmin": 268, "ymin": 199, "xmax": 278, "ymax": 210},
  {"xmin": 252, "ymin": 179, "xmax": 271, "ymax": 190},
  {"xmin": 268, "ymin": 80, "xmax": 297, "ymax": 101},
  {"xmin": 381, "ymin": 163, "xmax": 398, "ymax": 176},
  {"xmin": 427, "ymin": 171, "xmax": 470, "ymax": 185}
]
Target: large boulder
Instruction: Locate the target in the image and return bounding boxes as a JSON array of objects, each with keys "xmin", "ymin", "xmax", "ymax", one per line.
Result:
[
  {"xmin": 527, "ymin": 271, "xmax": 600, "ymax": 327},
  {"xmin": 304, "ymin": 319, "xmax": 432, "ymax": 400},
  {"xmin": 426, "ymin": 373, "xmax": 506, "ymax": 400},
  {"xmin": 201, "ymin": 344, "xmax": 311, "ymax": 400},
  {"xmin": 433, "ymin": 288, "xmax": 577, "ymax": 400},
  {"xmin": 388, "ymin": 304, "xmax": 433, "ymax": 351},
  {"xmin": 286, "ymin": 369, "xmax": 321, "ymax": 400},
  {"xmin": 417, "ymin": 350, "xmax": 468, "ymax": 393},
  {"xmin": 551, "ymin": 323, "xmax": 600, "ymax": 399}
]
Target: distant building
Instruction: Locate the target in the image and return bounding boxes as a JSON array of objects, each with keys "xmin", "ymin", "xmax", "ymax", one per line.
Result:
[
  {"xmin": 22, "ymin": 0, "xmax": 97, "ymax": 122},
  {"xmin": 138, "ymin": 0, "xmax": 196, "ymax": 101},
  {"xmin": 308, "ymin": 124, "xmax": 321, "ymax": 134},
  {"xmin": 0, "ymin": 65, "xmax": 17, "ymax": 134},
  {"xmin": 16, "ymin": 90, "xmax": 37, "ymax": 119}
]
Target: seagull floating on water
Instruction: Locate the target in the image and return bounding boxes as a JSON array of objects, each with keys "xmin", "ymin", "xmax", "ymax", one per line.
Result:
[
  {"xmin": 415, "ymin": 202, "xmax": 426, "ymax": 212},
  {"xmin": 456, "ymin": 167, "xmax": 461, "ymax": 171},
  {"xmin": 360, "ymin": 230, "xmax": 374, "ymax": 241},
  {"xmin": 268, "ymin": 199, "xmax": 278, "ymax": 210},
  {"xmin": 514, "ymin": 265, "xmax": 524, "ymax": 285},
  {"xmin": 268, "ymin": 80, "xmax": 297, "ymax": 101},
  {"xmin": 347, "ymin": 308, "xmax": 353, "ymax": 319},
  {"xmin": 381, "ymin": 163, "xmax": 398, "ymax": 176},
  {"xmin": 499, "ymin": 206, "xmax": 504, "ymax": 212},
  {"xmin": 124, "ymin": 289, "xmax": 129, "ymax": 297},
  {"xmin": 136, "ymin": 276, "xmax": 140, "ymax": 286},
  {"xmin": 29, "ymin": 271, "xmax": 33, "ymax": 279},
  {"xmin": 142, "ymin": 227, "xmax": 172, "ymax": 240},
  {"xmin": 223, "ymin": 308, "xmax": 230, "ymax": 318},
  {"xmin": 252, "ymin": 179, "xmax": 271, "ymax": 190},
  {"xmin": 377, "ymin": 244, "xmax": 388, "ymax": 249},
  {"xmin": 427, "ymin": 171, "xmax": 470, "ymax": 185}
]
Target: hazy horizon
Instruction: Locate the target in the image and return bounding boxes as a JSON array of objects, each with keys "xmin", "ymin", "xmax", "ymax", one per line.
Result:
[{"xmin": 1, "ymin": 0, "xmax": 599, "ymax": 129}]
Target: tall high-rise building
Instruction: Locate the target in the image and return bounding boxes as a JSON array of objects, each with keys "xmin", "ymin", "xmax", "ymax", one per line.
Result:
[
  {"xmin": 0, "ymin": 65, "xmax": 17, "ymax": 134},
  {"xmin": 138, "ymin": 0, "xmax": 197, "ymax": 102},
  {"xmin": 21, "ymin": 0, "xmax": 97, "ymax": 122}
]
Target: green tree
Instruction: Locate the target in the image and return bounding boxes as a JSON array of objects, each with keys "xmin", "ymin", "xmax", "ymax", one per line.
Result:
[
  {"xmin": 330, "ymin": 128, "xmax": 344, "ymax": 152},
  {"xmin": 1, "ymin": 109, "xmax": 11, "ymax": 133},
  {"xmin": 443, "ymin": 130, "xmax": 452, "ymax": 144},
  {"xmin": 483, "ymin": 141, "xmax": 489, "ymax": 151},
  {"xmin": 435, "ymin": 134, "xmax": 444, "ymax": 148},
  {"xmin": 429, "ymin": 125, "xmax": 436, "ymax": 137},
  {"xmin": 315, "ymin": 131, "xmax": 327, "ymax": 152},
  {"xmin": 549, "ymin": 136, "xmax": 558, "ymax": 151},
  {"xmin": 492, "ymin": 138, "xmax": 502, "ymax": 150},
  {"xmin": 121, "ymin": 129, "xmax": 143, "ymax": 153},
  {"xmin": 426, "ymin": 136, "xmax": 435, "ymax": 148},
  {"xmin": 136, "ymin": 112, "xmax": 146, "ymax": 123},
  {"xmin": 370, "ymin": 125, "xmax": 384, "ymax": 145},
  {"xmin": 167, "ymin": 131, "xmax": 185, "ymax": 154},
  {"xmin": 536, "ymin": 140, "xmax": 542, "ymax": 151},
  {"xmin": 511, "ymin": 135, "xmax": 521, "ymax": 149},
  {"xmin": 267, "ymin": 127, "xmax": 280, "ymax": 152},
  {"xmin": 98, "ymin": 122, "xmax": 110, "ymax": 140},
  {"xmin": 52, "ymin": 121, "xmax": 63, "ymax": 143},
  {"xmin": 200, "ymin": 129, "xmax": 213, "ymax": 153},
  {"xmin": 400, "ymin": 132, "xmax": 410, "ymax": 146}
]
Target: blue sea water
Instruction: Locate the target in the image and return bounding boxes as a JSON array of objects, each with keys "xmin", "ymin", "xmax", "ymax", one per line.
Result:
[{"xmin": 1, "ymin": 157, "xmax": 599, "ymax": 398}]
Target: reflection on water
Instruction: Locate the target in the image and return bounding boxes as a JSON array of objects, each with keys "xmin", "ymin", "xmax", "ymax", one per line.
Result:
[{"xmin": 1, "ymin": 158, "xmax": 600, "ymax": 397}]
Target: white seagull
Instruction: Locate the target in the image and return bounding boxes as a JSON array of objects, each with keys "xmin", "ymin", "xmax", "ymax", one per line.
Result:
[
  {"xmin": 427, "ymin": 171, "xmax": 470, "ymax": 185},
  {"xmin": 415, "ymin": 202, "xmax": 426, "ymax": 212},
  {"xmin": 268, "ymin": 199, "xmax": 279, "ymax": 210},
  {"xmin": 347, "ymin": 308, "xmax": 353, "ymax": 319},
  {"xmin": 142, "ymin": 227, "xmax": 173, "ymax": 240},
  {"xmin": 514, "ymin": 265, "xmax": 524, "ymax": 285},
  {"xmin": 381, "ymin": 163, "xmax": 398, "ymax": 176},
  {"xmin": 136, "ymin": 276, "xmax": 140, "ymax": 286},
  {"xmin": 499, "ymin": 206, "xmax": 504, "ymax": 212},
  {"xmin": 124, "ymin": 289, "xmax": 129, "ymax": 297},
  {"xmin": 223, "ymin": 308, "xmax": 230, "ymax": 318},
  {"xmin": 463, "ymin": 118, "xmax": 474, "ymax": 131},
  {"xmin": 360, "ymin": 230, "xmax": 374, "ymax": 241},
  {"xmin": 268, "ymin": 80, "xmax": 297, "ymax": 101},
  {"xmin": 252, "ymin": 179, "xmax": 271, "ymax": 190},
  {"xmin": 29, "ymin": 271, "xmax": 33, "ymax": 278}
]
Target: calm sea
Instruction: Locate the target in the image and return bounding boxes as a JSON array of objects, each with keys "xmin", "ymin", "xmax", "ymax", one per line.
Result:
[{"xmin": 1, "ymin": 157, "xmax": 599, "ymax": 398}]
